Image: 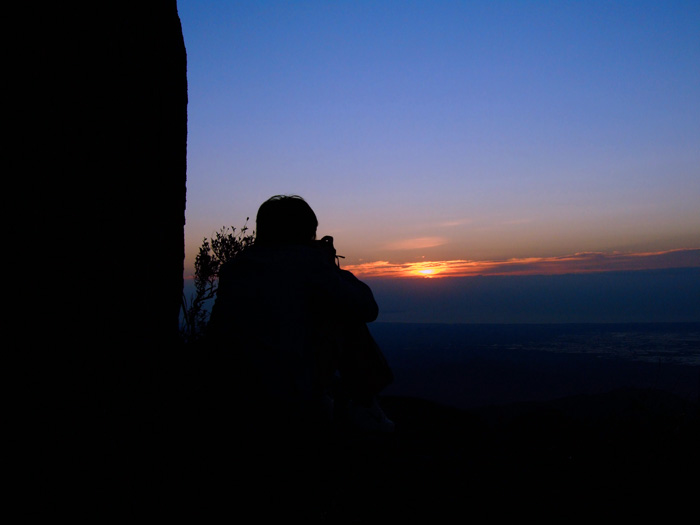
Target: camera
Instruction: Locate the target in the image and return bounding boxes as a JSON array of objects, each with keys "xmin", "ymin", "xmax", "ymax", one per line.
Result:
[
  {"xmin": 314, "ymin": 235, "xmax": 337, "ymax": 264},
  {"xmin": 316, "ymin": 235, "xmax": 334, "ymax": 248}
]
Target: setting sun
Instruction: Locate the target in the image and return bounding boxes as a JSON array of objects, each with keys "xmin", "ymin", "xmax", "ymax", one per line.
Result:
[
  {"xmin": 341, "ymin": 249, "xmax": 699, "ymax": 280},
  {"xmin": 404, "ymin": 261, "xmax": 452, "ymax": 278}
]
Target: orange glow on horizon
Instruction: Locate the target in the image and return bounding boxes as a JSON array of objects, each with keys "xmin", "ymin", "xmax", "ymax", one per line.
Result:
[
  {"xmin": 404, "ymin": 261, "xmax": 449, "ymax": 278},
  {"xmin": 342, "ymin": 248, "xmax": 700, "ymax": 279}
]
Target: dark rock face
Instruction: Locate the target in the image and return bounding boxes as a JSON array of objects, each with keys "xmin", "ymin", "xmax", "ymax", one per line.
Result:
[
  {"xmin": 13, "ymin": 3, "xmax": 188, "ymax": 518},
  {"xmin": 21, "ymin": 4, "xmax": 187, "ymax": 355}
]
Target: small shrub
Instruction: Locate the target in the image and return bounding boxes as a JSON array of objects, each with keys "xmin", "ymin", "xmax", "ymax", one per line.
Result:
[{"xmin": 180, "ymin": 220, "xmax": 255, "ymax": 343}]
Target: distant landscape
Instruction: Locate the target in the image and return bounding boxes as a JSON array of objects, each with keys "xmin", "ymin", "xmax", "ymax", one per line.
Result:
[
  {"xmin": 366, "ymin": 267, "xmax": 700, "ymax": 324},
  {"xmin": 370, "ymin": 321, "xmax": 700, "ymax": 410},
  {"xmin": 370, "ymin": 321, "xmax": 700, "ymax": 366}
]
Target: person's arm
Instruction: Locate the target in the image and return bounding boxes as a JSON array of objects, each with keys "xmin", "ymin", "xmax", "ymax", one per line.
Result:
[
  {"xmin": 309, "ymin": 242, "xmax": 379, "ymax": 323},
  {"xmin": 333, "ymin": 269, "xmax": 379, "ymax": 322}
]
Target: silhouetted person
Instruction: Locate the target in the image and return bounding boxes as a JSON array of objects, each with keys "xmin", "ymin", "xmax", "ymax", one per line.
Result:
[
  {"xmin": 208, "ymin": 195, "xmax": 394, "ymax": 434},
  {"xmin": 205, "ymin": 195, "xmax": 394, "ymax": 518}
]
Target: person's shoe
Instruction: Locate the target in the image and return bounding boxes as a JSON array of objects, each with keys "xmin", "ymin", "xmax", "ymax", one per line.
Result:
[{"xmin": 349, "ymin": 398, "xmax": 395, "ymax": 433}]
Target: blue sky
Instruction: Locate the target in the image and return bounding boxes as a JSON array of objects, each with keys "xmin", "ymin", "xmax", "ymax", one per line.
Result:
[{"xmin": 177, "ymin": 0, "xmax": 699, "ymax": 279}]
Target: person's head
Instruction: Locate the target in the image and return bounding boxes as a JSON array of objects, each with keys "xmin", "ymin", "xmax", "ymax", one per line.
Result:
[{"xmin": 255, "ymin": 195, "xmax": 318, "ymax": 245}]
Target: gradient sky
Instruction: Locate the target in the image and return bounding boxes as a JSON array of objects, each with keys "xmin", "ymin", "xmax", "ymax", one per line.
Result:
[{"xmin": 177, "ymin": 0, "xmax": 699, "ymax": 279}]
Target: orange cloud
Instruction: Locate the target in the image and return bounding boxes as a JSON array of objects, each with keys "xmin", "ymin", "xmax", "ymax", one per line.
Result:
[
  {"xmin": 383, "ymin": 237, "xmax": 448, "ymax": 251},
  {"xmin": 342, "ymin": 249, "xmax": 700, "ymax": 279}
]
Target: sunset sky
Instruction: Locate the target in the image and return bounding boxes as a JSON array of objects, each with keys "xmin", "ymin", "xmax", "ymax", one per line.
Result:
[{"xmin": 177, "ymin": 1, "xmax": 699, "ymax": 282}]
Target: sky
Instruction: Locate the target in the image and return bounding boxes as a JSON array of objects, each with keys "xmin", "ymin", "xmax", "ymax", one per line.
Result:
[{"xmin": 177, "ymin": 1, "xmax": 699, "ymax": 288}]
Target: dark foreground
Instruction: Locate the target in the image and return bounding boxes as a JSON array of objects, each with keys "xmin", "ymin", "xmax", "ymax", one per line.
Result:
[{"xmin": 22, "ymin": 348, "xmax": 699, "ymax": 523}]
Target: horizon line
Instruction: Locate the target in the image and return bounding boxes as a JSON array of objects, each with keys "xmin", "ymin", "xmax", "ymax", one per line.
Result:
[{"xmin": 342, "ymin": 248, "xmax": 700, "ymax": 279}]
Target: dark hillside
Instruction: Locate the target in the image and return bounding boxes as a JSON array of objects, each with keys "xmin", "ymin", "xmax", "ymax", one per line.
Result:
[
  {"xmin": 328, "ymin": 389, "xmax": 699, "ymax": 522},
  {"xmin": 22, "ymin": 349, "xmax": 698, "ymax": 522}
]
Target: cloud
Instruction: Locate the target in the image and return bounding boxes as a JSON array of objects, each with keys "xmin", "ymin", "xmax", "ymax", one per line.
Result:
[
  {"xmin": 383, "ymin": 237, "xmax": 448, "ymax": 251},
  {"xmin": 343, "ymin": 248, "xmax": 700, "ymax": 279}
]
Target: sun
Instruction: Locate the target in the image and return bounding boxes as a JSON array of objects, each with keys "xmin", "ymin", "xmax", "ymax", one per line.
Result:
[{"xmin": 405, "ymin": 262, "xmax": 447, "ymax": 278}]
